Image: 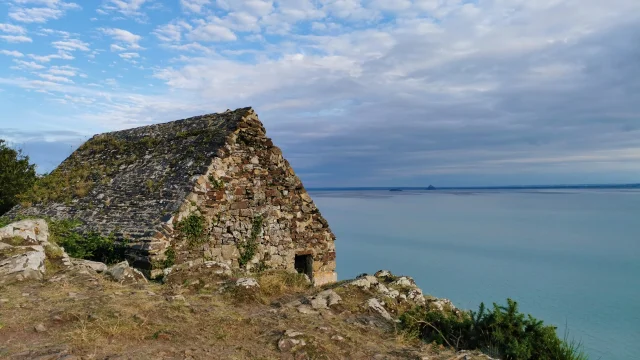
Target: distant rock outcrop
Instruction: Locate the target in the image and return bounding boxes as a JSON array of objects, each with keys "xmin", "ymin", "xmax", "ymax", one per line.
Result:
[{"xmin": 427, "ymin": 185, "xmax": 436, "ymax": 190}]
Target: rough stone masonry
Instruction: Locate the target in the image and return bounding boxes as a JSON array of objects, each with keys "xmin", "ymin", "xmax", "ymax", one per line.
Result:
[{"xmin": 8, "ymin": 107, "xmax": 337, "ymax": 286}]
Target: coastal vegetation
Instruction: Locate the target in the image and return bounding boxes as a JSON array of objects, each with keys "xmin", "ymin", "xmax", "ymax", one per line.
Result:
[
  {"xmin": 0, "ymin": 140, "xmax": 37, "ymax": 216},
  {"xmin": 400, "ymin": 298, "xmax": 587, "ymax": 360}
]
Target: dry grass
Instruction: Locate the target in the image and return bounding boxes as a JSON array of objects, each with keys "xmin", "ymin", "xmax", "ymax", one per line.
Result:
[{"xmin": 0, "ymin": 269, "xmax": 493, "ymax": 360}]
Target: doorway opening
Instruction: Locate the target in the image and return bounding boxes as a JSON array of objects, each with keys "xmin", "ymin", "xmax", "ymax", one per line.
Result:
[{"xmin": 294, "ymin": 254, "xmax": 313, "ymax": 281}]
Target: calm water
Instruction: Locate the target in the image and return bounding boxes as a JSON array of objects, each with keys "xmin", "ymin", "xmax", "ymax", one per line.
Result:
[{"xmin": 311, "ymin": 189, "xmax": 640, "ymax": 360}]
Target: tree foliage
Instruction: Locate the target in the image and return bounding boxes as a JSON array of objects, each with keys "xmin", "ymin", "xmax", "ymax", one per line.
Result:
[{"xmin": 0, "ymin": 139, "xmax": 37, "ymax": 215}]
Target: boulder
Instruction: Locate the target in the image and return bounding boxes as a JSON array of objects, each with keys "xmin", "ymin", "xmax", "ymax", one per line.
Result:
[
  {"xmin": 105, "ymin": 261, "xmax": 148, "ymax": 284},
  {"xmin": 391, "ymin": 276, "xmax": 416, "ymax": 288},
  {"xmin": 366, "ymin": 298, "xmax": 392, "ymax": 321},
  {"xmin": 374, "ymin": 269, "xmax": 393, "ymax": 279},
  {"xmin": 349, "ymin": 275, "xmax": 378, "ymax": 289},
  {"xmin": 0, "ymin": 219, "xmax": 64, "ymax": 283},
  {"xmin": 0, "ymin": 246, "xmax": 46, "ymax": 282},
  {"xmin": 71, "ymin": 259, "xmax": 108, "ymax": 273},
  {"xmin": 307, "ymin": 289, "xmax": 342, "ymax": 309}
]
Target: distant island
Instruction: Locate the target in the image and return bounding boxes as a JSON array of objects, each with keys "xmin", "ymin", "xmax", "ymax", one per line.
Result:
[{"xmin": 426, "ymin": 185, "xmax": 436, "ymax": 190}]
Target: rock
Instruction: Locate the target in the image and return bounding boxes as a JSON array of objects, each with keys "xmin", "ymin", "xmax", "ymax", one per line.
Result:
[
  {"xmin": 166, "ymin": 295, "xmax": 186, "ymax": 302},
  {"xmin": 349, "ymin": 275, "xmax": 378, "ymax": 290},
  {"xmin": 284, "ymin": 329, "xmax": 304, "ymax": 337},
  {"xmin": 374, "ymin": 269, "xmax": 393, "ymax": 278},
  {"xmin": 277, "ymin": 331, "xmax": 306, "ymax": 353},
  {"xmin": 307, "ymin": 289, "xmax": 342, "ymax": 309},
  {"xmin": 297, "ymin": 305, "xmax": 318, "ymax": 315},
  {"xmin": 331, "ymin": 335, "xmax": 345, "ymax": 341},
  {"xmin": 0, "ymin": 219, "xmax": 49, "ymax": 244},
  {"xmin": 34, "ymin": 323, "xmax": 47, "ymax": 333},
  {"xmin": 0, "ymin": 247, "xmax": 46, "ymax": 282},
  {"xmin": 407, "ymin": 288, "xmax": 426, "ymax": 306},
  {"xmin": 235, "ymin": 277, "xmax": 259, "ymax": 289},
  {"xmin": 391, "ymin": 276, "xmax": 415, "ymax": 287},
  {"xmin": 71, "ymin": 258, "xmax": 107, "ymax": 273},
  {"xmin": 203, "ymin": 261, "xmax": 232, "ymax": 276},
  {"xmin": 105, "ymin": 261, "xmax": 148, "ymax": 284},
  {"xmin": 366, "ymin": 298, "xmax": 392, "ymax": 321}
]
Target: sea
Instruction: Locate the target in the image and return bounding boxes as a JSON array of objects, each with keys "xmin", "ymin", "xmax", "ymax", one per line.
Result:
[{"xmin": 309, "ymin": 187, "xmax": 640, "ymax": 360}]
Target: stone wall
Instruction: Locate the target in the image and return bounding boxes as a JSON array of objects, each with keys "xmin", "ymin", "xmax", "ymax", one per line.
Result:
[{"xmin": 164, "ymin": 110, "xmax": 337, "ymax": 285}]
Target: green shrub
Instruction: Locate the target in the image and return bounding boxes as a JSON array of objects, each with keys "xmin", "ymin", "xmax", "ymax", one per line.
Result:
[
  {"xmin": 163, "ymin": 247, "xmax": 176, "ymax": 268},
  {"xmin": 48, "ymin": 219, "xmax": 126, "ymax": 264},
  {"xmin": 0, "ymin": 139, "xmax": 37, "ymax": 215},
  {"xmin": 399, "ymin": 298, "xmax": 587, "ymax": 360},
  {"xmin": 176, "ymin": 213, "xmax": 206, "ymax": 244},
  {"xmin": 207, "ymin": 175, "xmax": 225, "ymax": 190}
]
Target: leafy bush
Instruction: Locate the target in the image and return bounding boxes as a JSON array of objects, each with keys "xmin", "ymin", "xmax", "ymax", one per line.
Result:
[
  {"xmin": 399, "ymin": 298, "xmax": 587, "ymax": 360},
  {"xmin": 0, "ymin": 140, "xmax": 37, "ymax": 215},
  {"xmin": 48, "ymin": 219, "xmax": 126, "ymax": 264},
  {"xmin": 176, "ymin": 213, "xmax": 206, "ymax": 244}
]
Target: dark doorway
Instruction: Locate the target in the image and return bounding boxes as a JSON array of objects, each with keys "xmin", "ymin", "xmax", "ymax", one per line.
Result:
[{"xmin": 294, "ymin": 254, "xmax": 313, "ymax": 281}]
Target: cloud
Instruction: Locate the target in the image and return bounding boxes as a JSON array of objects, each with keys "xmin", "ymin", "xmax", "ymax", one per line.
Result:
[
  {"xmin": 110, "ymin": 44, "xmax": 127, "ymax": 51},
  {"xmin": 153, "ymin": 23, "xmax": 185, "ymax": 43},
  {"xmin": 11, "ymin": 59, "xmax": 46, "ymax": 70},
  {"xmin": 0, "ymin": 50, "xmax": 24, "ymax": 57},
  {"xmin": 181, "ymin": 0, "xmax": 210, "ymax": 13},
  {"xmin": 101, "ymin": 28, "xmax": 142, "ymax": 49},
  {"xmin": 29, "ymin": 51, "xmax": 74, "ymax": 62},
  {"xmin": 103, "ymin": 0, "xmax": 147, "ymax": 17},
  {"xmin": 118, "ymin": 52, "xmax": 139, "ymax": 59},
  {"xmin": 48, "ymin": 65, "xmax": 78, "ymax": 76},
  {"xmin": 0, "ymin": 23, "xmax": 27, "ymax": 34},
  {"xmin": 2, "ymin": 0, "xmax": 640, "ymax": 186},
  {"xmin": 0, "ymin": 35, "xmax": 32, "ymax": 42},
  {"xmin": 8, "ymin": 2, "xmax": 80, "ymax": 23},
  {"xmin": 187, "ymin": 23, "xmax": 237, "ymax": 42},
  {"xmin": 38, "ymin": 73, "xmax": 74, "ymax": 83},
  {"xmin": 51, "ymin": 39, "xmax": 90, "ymax": 52}
]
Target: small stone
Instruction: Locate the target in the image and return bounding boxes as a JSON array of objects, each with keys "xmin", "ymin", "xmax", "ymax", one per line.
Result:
[
  {"xmin": 297, "ymin": 305, "xmax": 318, "ymax": 315},
  {"xmin": 34, "ymin": 323, "xmax": 47, "ymax": 333},
  {"xmin": 278, "ymin": 337, "xmax": 305, "ymax": 352},
  {"xmin": 331, "ymin": 335, "xmax": 345, "ymax": 341},
  {"xmin": 235, "ymin": 277, "xmax": 259, "ymax": 289},
  {"xmin": 22, "ymin": 293, "xmax": 30, "ymax": 297},
  {"xmin": 284, "ymin": 329, "xmax": 304, "ymax": 338},
  {"xmin": 68, "ymin": 292, "xmax": 77, "ymax": 298},
  {"xmin": 0, "ymin": 298, "xmax": 8, "ymax": 303},
  {"xmin": 166, "ymin": 295, "xmax": 186, "ymax": 302}
]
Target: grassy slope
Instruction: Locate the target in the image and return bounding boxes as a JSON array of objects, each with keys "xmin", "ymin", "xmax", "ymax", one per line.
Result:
[{"xmin": 0, "ymin": 269, "xmax": 493, "ymax": 360}]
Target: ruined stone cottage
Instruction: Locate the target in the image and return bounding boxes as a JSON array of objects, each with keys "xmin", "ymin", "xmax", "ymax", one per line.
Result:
[{"xmin": 9, "ymin": 107, "xmax": 337, "ymax": 285}]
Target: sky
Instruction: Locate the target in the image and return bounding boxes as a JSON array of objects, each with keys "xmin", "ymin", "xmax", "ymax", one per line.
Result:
[{"xmin": 0, "ymin": 0, "xmax": 639, "ymax": 187}]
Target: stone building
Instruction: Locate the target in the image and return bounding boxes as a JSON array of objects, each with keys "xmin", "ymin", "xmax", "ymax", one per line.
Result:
[{"xmin": 9, "ymin": 107, "xmax": 337, "ymax": 285}]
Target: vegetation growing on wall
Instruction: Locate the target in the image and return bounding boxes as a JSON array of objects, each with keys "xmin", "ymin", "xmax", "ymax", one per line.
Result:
[
  {"xmin": 208, "ymin": 175, "xmax": 225, "ymax": 190},
  {"xmin": 176, "ymin": 213, "xmax": 206, "ymax": 245},
  {"xmin": 399, "ymin": 298, "xmax": 587, "ymax": 360},
  {"xmin": 238, "ymin": 214, "xmax": 263, "ymax": 268}
]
